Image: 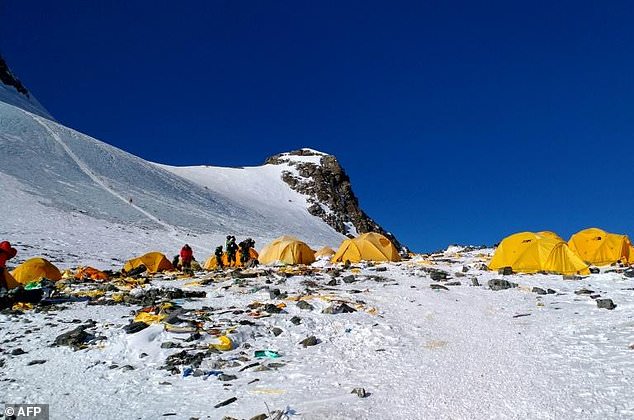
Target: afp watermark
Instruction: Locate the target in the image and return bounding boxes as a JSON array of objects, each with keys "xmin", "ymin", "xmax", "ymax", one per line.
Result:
[{"xmin": 3, "ymin": 404, "xmax": 49, "ymax": 419}]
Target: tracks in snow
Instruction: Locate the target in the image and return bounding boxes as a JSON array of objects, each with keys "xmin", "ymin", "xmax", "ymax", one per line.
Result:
[{"xmin": 29, "ymin": 113, "xmax": 179, "ymax": 238}]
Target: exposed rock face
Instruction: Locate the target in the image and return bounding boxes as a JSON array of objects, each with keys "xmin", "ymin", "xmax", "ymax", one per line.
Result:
[
  {"xmin": 265, "ymin": 148, "xmax": 404, "ymax": 250},
  {"xmin": 0, "ymin": 55, "xmax": 29, "ymax": 96}
]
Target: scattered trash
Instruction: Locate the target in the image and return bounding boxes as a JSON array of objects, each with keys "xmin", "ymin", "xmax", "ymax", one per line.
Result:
[
  {"xmin": 255, "ymin": 350, "xmax": 281, "ymax": 359},
  {"xmin": 211, "ymin": 335, "xmax": 234, "ymax": 351},
  {"xmin": 214, "ymin": 397, "xmax": 238, "ymax": 408}
]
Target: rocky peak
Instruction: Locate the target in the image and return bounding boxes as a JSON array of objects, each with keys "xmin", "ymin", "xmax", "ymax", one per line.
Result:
[
  {"xmin": 0, "ymin": 55, "xmax": 29, "ymax": 97},
  {"xmin": 265, "ymin": 148, "xmax": 404, "ymax": 251}
]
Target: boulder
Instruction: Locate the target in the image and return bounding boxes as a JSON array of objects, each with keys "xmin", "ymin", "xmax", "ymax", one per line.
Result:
[
  {"xmin": 322, "ymin": 303, "xmax": 356, "ymax": 314},
  {"xmin": 299, "ymin": 336, "xmax": 319, "ymax": 347},
  {"xmin": 596, "ymin": 299, "xmax": 617, "ymax": 310},
  {"xmin": 351, "ymin": 387, "xmax": 368, "ymax": 398},
  {"xmin": 296, "ymin": 300, "xmax": 314, "ymax": 311},
  {"xmin": 488, "ymin": 279, "xmax": 517, "ymax": 291},
  {"xmin": 54, "ymin": 325, "xmax": 94, "ymax": 349}
]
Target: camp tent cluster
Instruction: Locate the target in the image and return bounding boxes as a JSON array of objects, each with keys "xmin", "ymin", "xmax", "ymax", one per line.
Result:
[
  {"xmin": 489, "ymin": 227, "xmax": 634, "ymax": 275},
  {"xmin": 489, "ymin": 232, "xmax": 589, "ymax": 275},
  {"xmin": 1, "ymin": 233, "xmax": 402, "ymax": 290}
]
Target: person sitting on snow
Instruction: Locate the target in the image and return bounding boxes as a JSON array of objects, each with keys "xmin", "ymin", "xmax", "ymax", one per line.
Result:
[{"xmin": 0, "ymin": 241, "xmax": 17, "ymax": 289}]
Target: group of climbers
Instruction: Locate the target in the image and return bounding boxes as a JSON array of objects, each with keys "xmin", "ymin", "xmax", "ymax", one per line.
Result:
[
  {"xmin": 213, "ymin": 236, "xmax": 257, "ymax": 269},
  {"xmin": 172, "ymin": 237, "xmax": 257, "ymax": 272}
]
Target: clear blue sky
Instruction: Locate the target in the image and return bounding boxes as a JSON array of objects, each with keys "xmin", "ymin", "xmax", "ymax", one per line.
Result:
[{"xmin": 2, "ymin": 1, "xmax": 634, "ymax": 252}]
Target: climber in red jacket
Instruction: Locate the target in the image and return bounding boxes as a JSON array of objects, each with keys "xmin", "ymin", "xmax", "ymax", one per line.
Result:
[
  {"xmin": 0, "ymin": 241, "xmax": 17, "ymax": 289},
  {"xmin": 179, "ymin": 244, "xmax": 193, "ymax": 270}
]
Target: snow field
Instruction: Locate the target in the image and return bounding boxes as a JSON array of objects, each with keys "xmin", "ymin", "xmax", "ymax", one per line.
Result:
[{"xmin": 1, "ymin": 250, "xmax": 633, "ymax": 419}]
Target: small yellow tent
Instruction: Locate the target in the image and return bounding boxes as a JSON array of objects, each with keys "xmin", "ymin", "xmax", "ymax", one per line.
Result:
[
  {"xmin": 568, "ymin": 228, "xmax": 631, "ymax": 266},
  {"xmin": 203, "ymin": 248, "xmax": 259, "ymax": 269},
  {"xmin": 259, "ymin": 236, "xmax": 315, "ymax": 265},
  {"xmin": 331, "ymin": 232, "xmax": 401, "ymax": 263},
  {"xmin": 1, "ymin": 269, "xmax": 20, "ymax": 289},
  {"xmin": 314, "ymin": 246, "xmax": 336, "ymax": 259},
  {"xmin": 11, "ymin": 257, "xmax": 62, "ymax": 284},
  {"xmin": 123, "ymin": 252, "xmax": 173, "ymax": 273},
  {"xmin": 489, "ymin": 232, "xmax": 589, "ymax": 275}
]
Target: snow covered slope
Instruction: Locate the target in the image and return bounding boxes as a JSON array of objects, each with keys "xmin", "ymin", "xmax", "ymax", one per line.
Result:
[
  {"xmin": 0, "ymin": 100, "xmax": 346, "ymax": 266},
  {"xmin": 0, "ymin": 64, "xmax": 355, "ymax": 267}
]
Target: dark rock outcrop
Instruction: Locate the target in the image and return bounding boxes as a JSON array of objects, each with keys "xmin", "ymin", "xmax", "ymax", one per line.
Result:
[
  {"xmin": 0, "ymin": 55, "xmax": 29, "ymax": 96},
  {"xmin": 265, "ymin": 149, "xmax": 404, "ymax": 250}
]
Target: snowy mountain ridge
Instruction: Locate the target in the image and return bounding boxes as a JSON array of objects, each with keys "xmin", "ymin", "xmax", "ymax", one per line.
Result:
[{"xmin": 0, "ymin": 58, "xmax": 398, "ymax": 267}]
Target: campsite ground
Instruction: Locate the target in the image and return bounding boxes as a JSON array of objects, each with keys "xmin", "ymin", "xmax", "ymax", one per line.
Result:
[{"xmin": 1, "ymin": 248, "xmax": 633, "ymax": 419}]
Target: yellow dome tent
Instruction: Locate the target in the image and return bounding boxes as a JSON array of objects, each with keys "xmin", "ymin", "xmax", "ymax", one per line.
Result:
[
  {"xmin": 203, "ymin": 248, "xmax": 259, "ymax": 269},
  {"xmin": 331, "ymin": 232, "xmax": 401, "ymax": 263},
  {"xmin": 11, "ymin": 257, "xmax": 62, "ymax": 284},
  {"xmin": 259, "ymin": 236, "xmax": 315, "ymax": 265},
  {"xmin": 314, "ymin": 246, "xmax": 336, "ymax": 259},
  {"xmin": 568, "ymin": 228, "xmax": 631, "ymax": 266},
  {"xmin": 1, "ymin": 269, "xmax": 20, "ymax": 289},
  {"xmin": 489, "ymin": 232, "xmax": 589, "ymax": 275},
  {"xmin": 123, "ymin": 252, "xmax": 173, "ymax": 273}
]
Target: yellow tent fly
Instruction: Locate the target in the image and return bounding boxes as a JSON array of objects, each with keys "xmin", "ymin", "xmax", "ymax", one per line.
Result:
[
  {"xmin": 259, "ymin": 236, "xmax": 315, "ymax": 265},
  {"xmin": 331, "ymin": 232, "xmax": 400, "ymax": 263},
  {"xmin": 123, "ymin": 252, "xmax": 173, "ymax": 273},
  {"xmin": 489, "ymin": 232, "xmax": 589, "ymax": 275},
  {"xmin": 568, "ymin": 228, "xmax": 631, "ymax": 266},
  {"xmin": 11, "ymin": 257, "xmax": 62, "ymax": 284}
]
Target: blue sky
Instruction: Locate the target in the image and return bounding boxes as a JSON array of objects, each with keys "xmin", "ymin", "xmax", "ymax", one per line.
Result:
[{"xmin": 2, "ymin": 1, "xmax": 634, "ymax": 252}]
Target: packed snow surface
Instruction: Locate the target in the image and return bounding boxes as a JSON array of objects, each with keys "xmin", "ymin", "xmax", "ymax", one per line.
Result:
[{"xmin": 1, "ymin": 249, "xmax": 633, "ymax": 419}]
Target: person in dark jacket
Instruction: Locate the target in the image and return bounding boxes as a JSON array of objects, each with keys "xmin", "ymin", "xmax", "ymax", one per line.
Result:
[
  {"xmin": 214, "ymin": 245, "xmax": 224, "ymax": 269},
  {"xmin": 226, "ymin": 236, "xmax": 238, "ymax": 266},
  {"xmin": 239, "ymin": 240, "xmax": 251, "ymax": 265},
  {"xmin": 180, "ymin": 244, "xmax": 194, "ymax": 270},
  {"xmin": 0, "ymin": 241, "xmax": 17, "ymax": 289}
]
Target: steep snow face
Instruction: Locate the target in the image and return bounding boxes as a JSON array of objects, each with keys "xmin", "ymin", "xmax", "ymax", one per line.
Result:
[
  {"xmin": 0, "ymin": 83, "xmax": 53, "ymax": 120},
  {"xmin": 0, "ymin": 100, "xmax": 344, "ymax": 266},
  {"xmin": 0, "ymin": 58, "xmax": 53, "ymax": 120}
]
